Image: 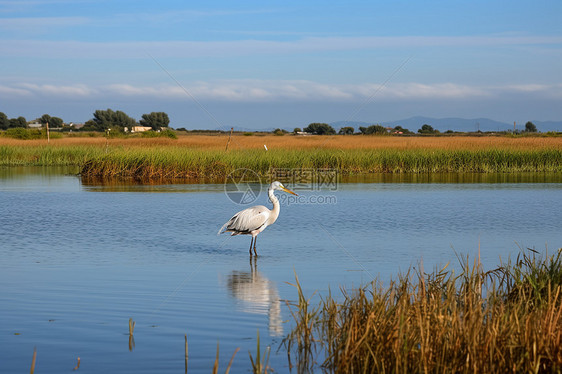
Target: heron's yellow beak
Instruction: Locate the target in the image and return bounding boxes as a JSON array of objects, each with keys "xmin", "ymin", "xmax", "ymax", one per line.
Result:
[{"xmin": 281, "ymin": 186, "xmax": 298, "ymax": 196}]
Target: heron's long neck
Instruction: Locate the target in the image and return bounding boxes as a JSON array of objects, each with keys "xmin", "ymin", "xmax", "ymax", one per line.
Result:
[{"xmin": 268, "ymin": 188, "xmax": 281, "ymax": 223}]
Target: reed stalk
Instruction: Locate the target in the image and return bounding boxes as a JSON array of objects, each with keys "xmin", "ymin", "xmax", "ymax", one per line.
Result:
[
  {"xmin": 225, "ymin": 348, "xmax": 240, "ymax": 374},
  {"xmin": 30, "ymin": 347, "xmax": 36, "ymax": 374},
  {"xmin": 212, "ymin": 343, "xmax": 219, "ymax": 374},
  {"xmin": 210, "ymin": 341, "xmax": 239, "ymax": 374},
  {"xmin": 129, "ymin": 318, "xmax": 135, "ymax": 336},
  {"xmin": 249, "ymin": 330, "xmax": 271, "ymax": 374},
  {"xmin": 73, "ymin": 357, "xmax": 80, "ymax": 371},
  {"xmin": 282, "ymin": 274, "xmax": 318, "ymax": 372},
  {"xmin": 184, "ymin": 334, "xmax": 188, "ymax": 374},
  {"xmin": 128, "ymin": 318, "xmax": 136, "ymax": 351},
  {"xmin": 283, "ymin": 249, "xmax": 562, "ymax": 373}
]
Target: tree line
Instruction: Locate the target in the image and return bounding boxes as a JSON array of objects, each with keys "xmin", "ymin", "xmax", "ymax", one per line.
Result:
[
  {"xmin": 295, "ymin": 122, "xmax": 418, "ymax": 135},
  {"xmin": 295, "ymin": 122, "xmax": 538, "ymax": 135},
  {"xmin": 0, "ymin": 113, "xmax": 35, "ymax": 130},
  {"xmin": 0, "ymin": 109, "xmax": 169, "ymax": 132},
  {"xmin": 1, "ymin": 109, "xmax": 539, "ymax": 135}
]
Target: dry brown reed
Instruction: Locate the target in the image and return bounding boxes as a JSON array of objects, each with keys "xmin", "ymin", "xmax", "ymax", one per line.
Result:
[
  {"xmin": 128, "ymin": 318, "xmax": 136, "ymax": 351},
  {"xmin": 72, "ymin": 357, "xmax": 80, "ymax": 371},
  {"xmin": 283, "ymin": 249, "xmax": 562, "ymax": 373},
  {"xmin": 211, "ymin": 342, "xmax": 240, "ymax": 374},
  {"xmin": 30, "ymin": 347, "xmax": 37, "ymax": 374},
  {"xmin": 2, "ymin": 134, "xmax": 562, "ymax": 151}
]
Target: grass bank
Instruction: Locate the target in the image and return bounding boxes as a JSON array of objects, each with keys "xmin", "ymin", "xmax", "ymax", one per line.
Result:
[
  {"xmin": 283, "ymin": 249, "xmax": 562, "ymax": 373},
  {"xmin": 0, "ymin": 145, "xmax": 103, "ymax": 166},
  {"xmin": 1, "ymin": 136, "xmax": 561, "ymax": 178},
  {"xmin": 81, "ymin": 147, "xmax": 562, "ymax": 178}
]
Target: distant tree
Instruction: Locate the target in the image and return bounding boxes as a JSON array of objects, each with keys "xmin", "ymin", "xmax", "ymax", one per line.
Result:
[
  {"xmin": 273, "ymin": 128, "xmax": 286, "ymax": 136},
  {"xmin": 392, "ymin": 125, "xmax": 413, "ymax": 134},
  {"xmin": 92, "ymin": 109, "xmax": 136, "ymax": 132},
  {"xmin": 36, "ymin": 114, "xmax": 62, "ymax": 128},
  {"xmin": 139, "ymin": 112, "xmax": 170, "ymax": 130},
  {"xmin": 372, "ymin": 125, "xmax": 388, "ymax": 134},
  {"xmin": 8, "ymin": 116, "xmax": 27, "ymax": 128},
  {"xmin": 8, "ymin": 118, "xmax": 18, "ymax": 128},
  {"xmin": 17, "ymin": 116, "xmax": 28, "ymax": 128},
  {"xmin": 39, "ymin": 114, "xmax": 51, "ymax": 126},
  {"xmin": 293, "ymin": 127, "xmax": 301, "ymax": 134},
  {"xmin": 338, "ymin": 126, "xmax": 355, "ymax": 135},
  {"xmin": 0, "ymin": 112, "xmax": 8, "ymax": 130},
  {"xmin": 419, "ymin": 124, "xmax": 432, "ymax": 133},
  {"xmin": 49, "ymin": 117, "xmax": 63, "ymax": 128},
  {"xmin": 418, "ymin": 124, "xmax": 439, "ymax": 134},
  {"xmin": 304, "ymin": 123, "xmax": 336, "ymax": 135},
  {"xmin": 359, "ymin": 124, "xmax": 387, "ymax": 135},
  {"xmin": 80, "ymin": 120, "xmax": 99, "ymax": 131},
  {"xmin": 525, "ymin": 121, "xmax": 537, "ymax": 133}
]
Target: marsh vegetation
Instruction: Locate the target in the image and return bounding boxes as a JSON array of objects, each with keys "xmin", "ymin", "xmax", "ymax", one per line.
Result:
[
  {"xmin": 1, "ymin": 135, "xmax": 561, "ymax": 179},
  {"xmin": 284, "ymin": 249, "xmax": 562, "ymax": 373}
]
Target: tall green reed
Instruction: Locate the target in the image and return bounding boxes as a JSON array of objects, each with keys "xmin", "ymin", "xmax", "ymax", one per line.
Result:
[
  {"xmin": 0, "ymin": 145, "xmax": 103, "ymax": 166},
  {"xmin": 81, "ymin": 147, "xmax": 562, "ymax": 178},
  {"xmin": 1, "ymin": 144, "xmax": 560, "ymax": 176},
  {"xmin": 249, "ymin": 330, "xmax": 271, "ymax": 374}
]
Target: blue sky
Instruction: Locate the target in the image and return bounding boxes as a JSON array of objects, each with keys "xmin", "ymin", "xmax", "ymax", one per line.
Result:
[{"xmin": 1, "ymin": 0, "xmax": 561, "ymax": 130}]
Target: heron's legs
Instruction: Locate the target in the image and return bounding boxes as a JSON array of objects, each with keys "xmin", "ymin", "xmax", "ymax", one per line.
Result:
[
  {"xmin": 253, "ymin": 236, "xmax": 258, "ymax": 257},
  {"xmin": 249, "ymin": 237, "xmax": 254, "ymax": 255}
]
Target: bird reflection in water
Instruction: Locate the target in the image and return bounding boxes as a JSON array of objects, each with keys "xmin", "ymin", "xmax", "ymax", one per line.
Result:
[{"xmin": 226, "ymin": 257, "xmax": 283, "ymax": 336}]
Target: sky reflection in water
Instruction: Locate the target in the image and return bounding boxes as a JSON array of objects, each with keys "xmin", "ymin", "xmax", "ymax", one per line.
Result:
[{"xmin": 0, "ymin": 168, "xmax": 560, "ymax": 373}]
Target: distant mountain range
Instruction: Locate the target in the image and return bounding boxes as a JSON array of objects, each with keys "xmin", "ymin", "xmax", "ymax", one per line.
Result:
[{"xmin": 330, "ymin": 117, "xmax": 562, "ymax": 133}]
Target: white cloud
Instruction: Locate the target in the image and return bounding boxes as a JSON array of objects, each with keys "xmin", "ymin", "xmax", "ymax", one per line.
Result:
[
  {"xmin": 382, "ymin": 83, "xmax": 488, "ymax": 99},
  {"xmin": 507, "ymin": 84, "xmax": 548, "ymax": 92},
  {"xmin": 104, "ymin": 80, "xmax": 355, "ymax": 101},
  {"xmin": 511, "ymin": 84, "xmax": 562, "ymax": 99},
  {"xmin": 0, "ymin": 85, "xmax": 32, "ymax": 96},
  {"xmin": 2, "ymin": 80, "xmax": 559, "ymax": 102},
  {"xmin": 7, "ymin": 83, "xmax": 96, "ymax": 97},
  {"xmin": 104, "ymin": 84, "xmax": 184, "ymax": 98}
]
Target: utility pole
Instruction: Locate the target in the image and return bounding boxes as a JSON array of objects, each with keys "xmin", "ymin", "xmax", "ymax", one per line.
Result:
[
  {"xmin": 225, "ymin": 127, "xmax": 233, "ymax": 151},
  {"xmin": 513, "ymin": 121, "xmax": 516, "ymax": 133},
  {"xmin": 46, "ymin": 121, "xmax": 50, "ymax": 143}
]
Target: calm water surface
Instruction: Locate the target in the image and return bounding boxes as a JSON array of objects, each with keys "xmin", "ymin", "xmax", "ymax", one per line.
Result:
[{"xmin": 1, "ymin": 168, "xmax": 561, "ymax": 373}]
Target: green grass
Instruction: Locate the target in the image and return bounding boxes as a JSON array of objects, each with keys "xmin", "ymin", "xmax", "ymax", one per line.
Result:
[
  {"xmin": 282, "ymin": 249, "xmax": 562, "ymax": 373},
  {"xmin": 1, "ymin": 128, "xmax": 65, "ymax": 140},
  {"xmin": 0, "ymin": 145, "xmax": 103, "ymax": 166},
  {"xmin": 1, "ymin": 145, "xmax": 561, "ymax": 177},
  {"xmin": 80, "ymin": 148, "xmax": 562, "ymax": 178}
]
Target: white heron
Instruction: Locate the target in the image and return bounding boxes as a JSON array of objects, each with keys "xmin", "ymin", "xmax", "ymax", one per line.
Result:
[{"xmin": 218, "ymin": 181, "xmax": 298, "ymax": 256}]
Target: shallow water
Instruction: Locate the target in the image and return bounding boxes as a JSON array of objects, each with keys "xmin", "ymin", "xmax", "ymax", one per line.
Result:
[{"xmin": 1, "ymin": 168, "xmax": 561, "ymax": 373}]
